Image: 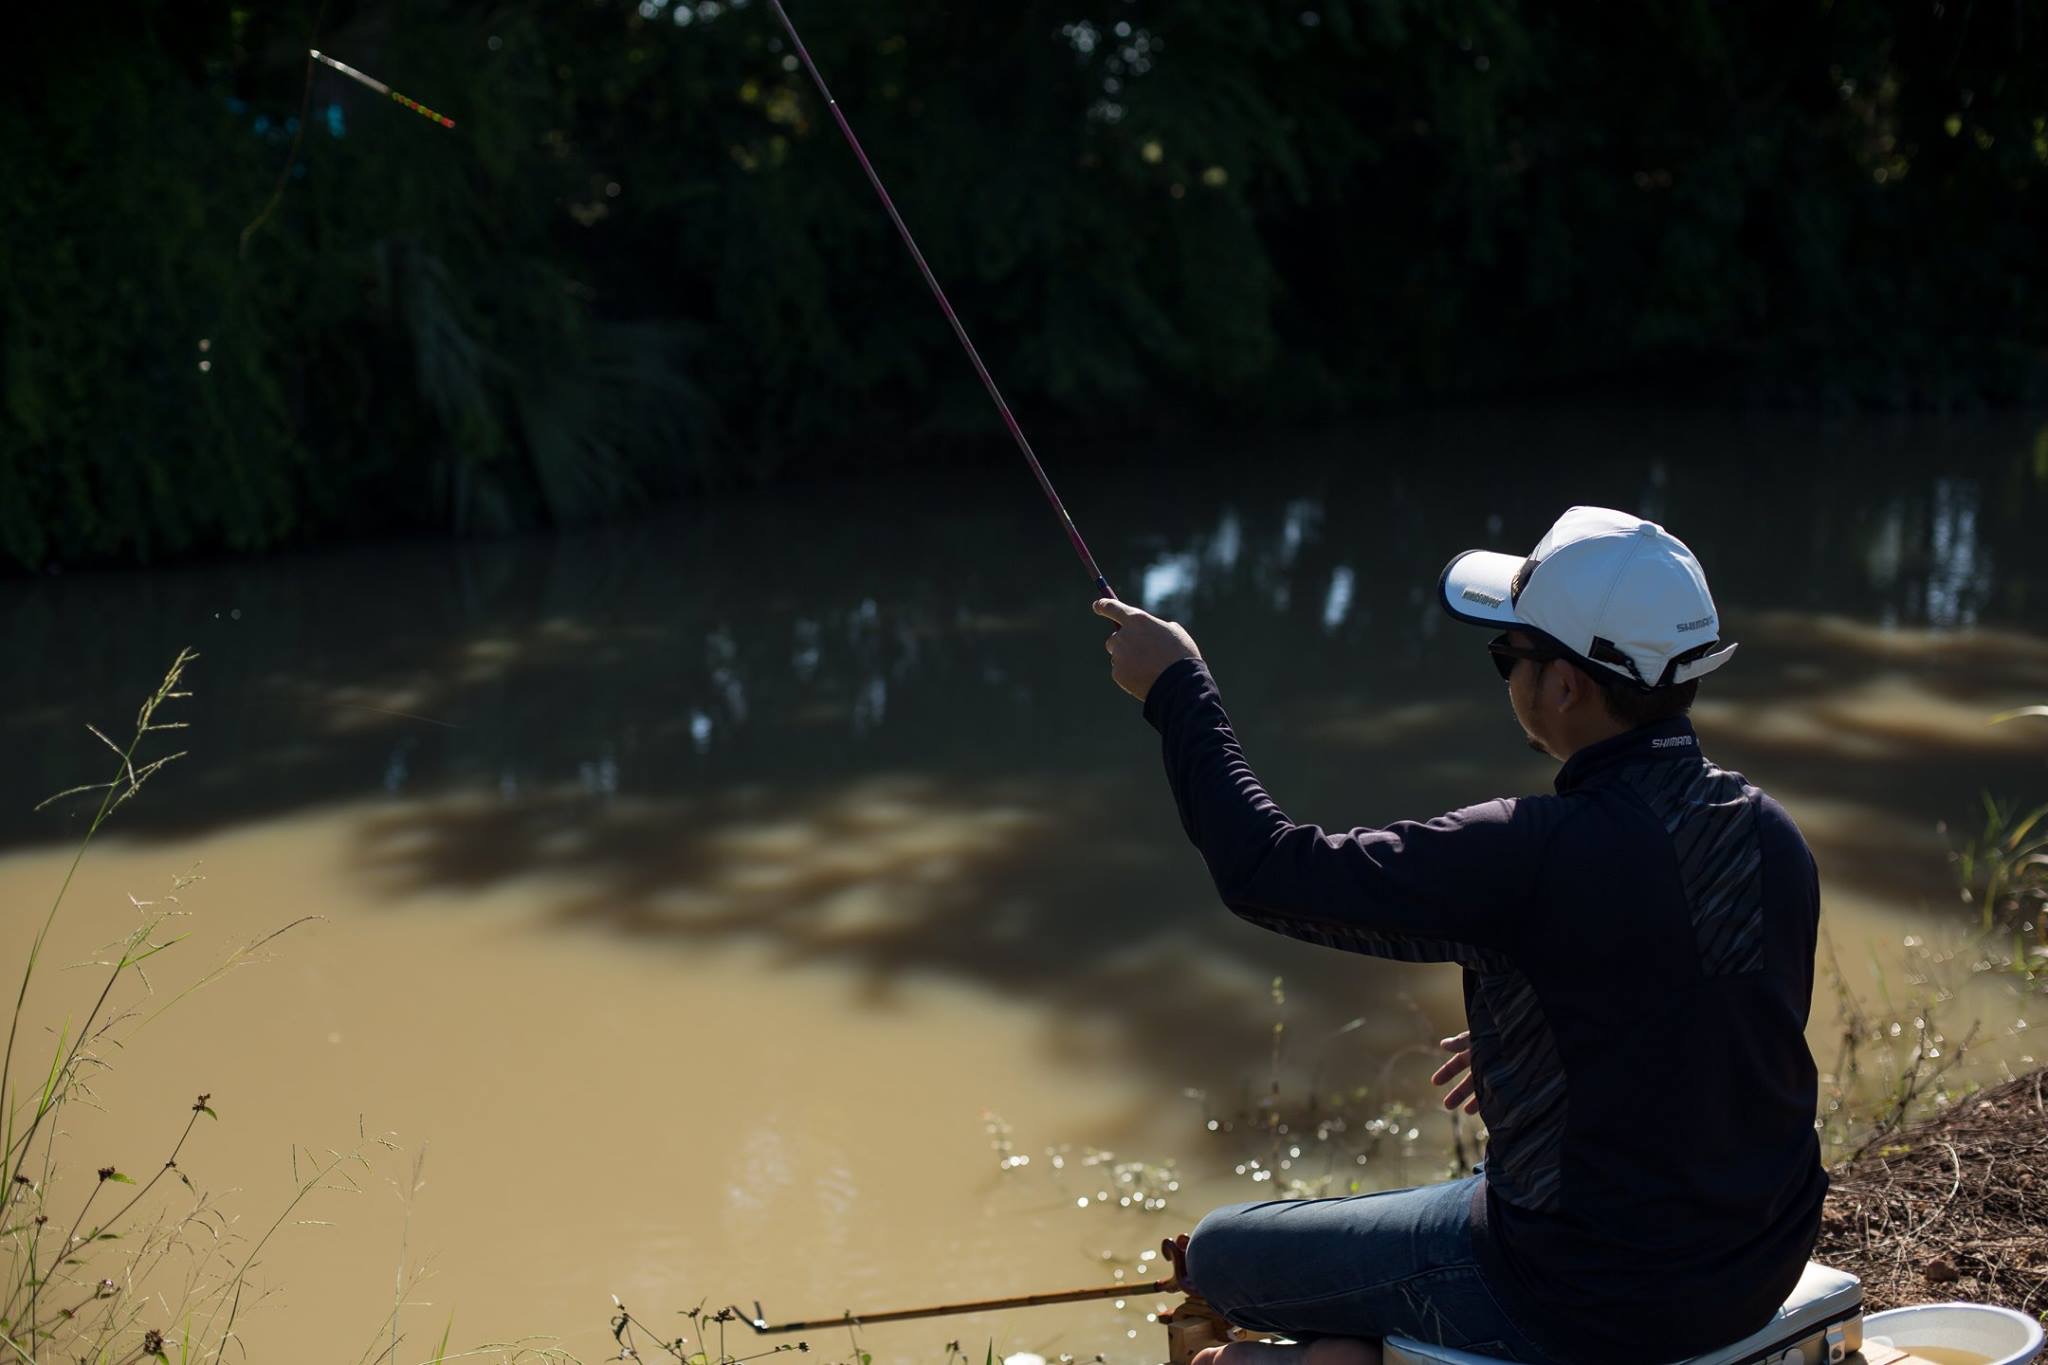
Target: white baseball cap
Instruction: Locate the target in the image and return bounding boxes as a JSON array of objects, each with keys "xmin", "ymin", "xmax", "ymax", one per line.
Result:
[{"xmin": 1439, "ymin": 506, "xmax": 1738, "ymax": 689}]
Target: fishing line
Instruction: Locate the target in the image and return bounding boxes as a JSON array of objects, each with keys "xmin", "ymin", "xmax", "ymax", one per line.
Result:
[
  {"xmin": 766, "ymin": 0, "xmax": 1116, "ymax": 601},
  {"xmin": 237, "ymin": 0, "xmax": 329, "ymax": 259}
]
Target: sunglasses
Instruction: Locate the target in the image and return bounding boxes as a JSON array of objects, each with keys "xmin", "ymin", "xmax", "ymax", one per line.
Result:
[{"xmin": 1487, "ymin": 632, "xmax": 1558, "ymax": 681}]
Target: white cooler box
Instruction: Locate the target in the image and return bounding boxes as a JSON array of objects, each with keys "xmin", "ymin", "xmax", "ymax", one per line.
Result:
[{"xmin": 1384, "ymin": 1262, "xmax": 1862, "ymax": 1365}]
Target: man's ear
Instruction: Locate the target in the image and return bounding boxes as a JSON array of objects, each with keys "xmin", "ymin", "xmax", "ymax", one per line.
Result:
[{"xmin": 1554, "ymin": 660, "xmax": 1594, "ymax": 715}]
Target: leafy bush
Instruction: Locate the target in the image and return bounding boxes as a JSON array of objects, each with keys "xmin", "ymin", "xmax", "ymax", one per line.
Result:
[{"xmin": 5, "ymin": 1, "xmax": 2045, "ymax": 567}]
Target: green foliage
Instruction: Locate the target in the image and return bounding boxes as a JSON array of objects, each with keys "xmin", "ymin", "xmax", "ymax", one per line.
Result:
[
  {"xmin": 1956, "ymin": 709, "xmax": 2048, "ymax": 971},
  {"xmin": 1, "ymin": 5, "xmax": 706, "ymax": 568},
  {"xmin": 3, "ymin": 0, "xmax": 2045, "ymax": 568}
]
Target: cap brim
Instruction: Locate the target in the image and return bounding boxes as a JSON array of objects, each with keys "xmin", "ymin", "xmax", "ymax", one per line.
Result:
[{"xmin": 1439, "ymin": 550, "xmax": 1526, "ymax": 627}]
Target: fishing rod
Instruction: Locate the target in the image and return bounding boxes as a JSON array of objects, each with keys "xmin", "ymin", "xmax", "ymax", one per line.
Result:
[
  {"xmin": 765, "ymin": 0, "xmax": 1115, "ymax": 602},
  {"xmin": 744, "ymin": 1237, "xmax": 1191, "ymax": 1335},
  {"xmin": 310, "ymin": 49, "xmax": 458, "ymax": 129},
  {"xmin": 740, "ymin": 1274, "xmax": 1178, "ymax": 1335}
]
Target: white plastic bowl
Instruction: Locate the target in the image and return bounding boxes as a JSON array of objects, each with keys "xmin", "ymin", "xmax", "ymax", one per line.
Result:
[{"xmin": 1864, "ymin": 1302, "xmax": 2045, "ymax": 1364}]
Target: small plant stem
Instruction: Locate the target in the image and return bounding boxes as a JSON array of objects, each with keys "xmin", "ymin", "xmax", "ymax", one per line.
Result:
[
  {"xmin": 0, "ymin": 733, "xmax": 133, "ymax": 1165},
  {"xmin": 7, "ymin": 1101, "xmax": 210, "ymax": 1339},
  {"xmin": 6, "ymin": 942, "xmax": 144, "ymax": 1196},
  {"xmin": 21, "ymin": 1283, "xmax": 115, "ymax": 1354},
  {"xmin": 29, "ymin": 1176, "xmax": 106, "ymax": 1338},
  {"xmin": 0, "ymin": 652, "xmax": 191, "ymax": 1157},
  {"xmin": 200, "ymin": 1144, "xmax": 363, "ymax": 1361},
  {"xmin": 137, "ymin": 916, "xmax": 320, "ymax": 1032},
  {"xmin": 1, "ymin": 651, "xmax": 195, "ymax": 1227},
  {"xmin": 5, "ymin": 1109, "xmax": 69, "ymax": 1319},
  {"xmin": 615, "ymin": 1304, "xmax": 736, "ymax": 1363},
  {"xmin": 89, "ymin": 1107, "xmax": 204, "ymax": 1239},
  {"xmin": 2, "ymin": 937, "xmax": 168, "ymax": 1330}
]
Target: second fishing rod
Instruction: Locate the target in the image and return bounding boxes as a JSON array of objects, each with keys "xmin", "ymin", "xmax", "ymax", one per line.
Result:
[{"xmin": 765, "ymin": 0, "xmax": 1115, "ymax": 604}]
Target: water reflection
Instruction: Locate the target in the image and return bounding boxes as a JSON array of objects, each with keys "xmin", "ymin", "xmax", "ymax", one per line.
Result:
[
  {"xmin": 2, "ymin": 410, "xmax": 2045, "ymax": 1070},
  {"xmin": 1208, "ymin": 508, "xmax": 1243, "ymax": 573},
  {"xmin": 1925, "ymin": 477, "xmax": 1986, "ymax": 627},
  {"xmin": 1867, "ymin": 475, "xmax": 2003, "ymax": 629},
  {"xmin": 1321, "ymin": 565, "xmax": 1355, "ymax": 632},
  {"xmin": 1139, "ymin": 553, "xmax": 1198, "ymax": 616},
  {"xmin": 1279, "ymin": 497, "xmax": 1320, "ymax": 565}
]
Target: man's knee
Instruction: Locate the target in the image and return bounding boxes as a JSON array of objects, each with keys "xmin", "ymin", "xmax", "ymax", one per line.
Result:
[{"xmin": 1185, "ymin": 1202, "xmax": 1264, "ymax": 1308}]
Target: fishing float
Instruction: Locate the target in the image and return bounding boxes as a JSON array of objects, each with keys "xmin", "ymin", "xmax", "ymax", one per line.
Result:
[{"xmin": 309, "ymin": 49, "xmax": 457, "ymax": 129}]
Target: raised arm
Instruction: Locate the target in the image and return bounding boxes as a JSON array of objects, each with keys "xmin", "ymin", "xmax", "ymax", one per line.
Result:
[{"xmin": 1134, "ymin": 652, "xmax": 1554, "ymax": 967}]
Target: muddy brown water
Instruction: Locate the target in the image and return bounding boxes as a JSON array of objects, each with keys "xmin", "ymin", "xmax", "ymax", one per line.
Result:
[{"xmin": 3, "ymin": 409, "xmax": 2046, "ymax": 1363}]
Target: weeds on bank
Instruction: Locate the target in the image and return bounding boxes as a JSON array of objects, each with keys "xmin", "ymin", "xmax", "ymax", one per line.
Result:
[
  {"xmin": 1807, "ymin": 701, "xmax": 2048, "ymax": 1161},
  {"xmin": 605, "ymin": 1299, "xmax": 817, "ymax": 1365},
  {"xmin": 1816, "ymin": 927, "xmax": 1985, "ymax": 1163},
  {"xmin": 0, "ymin": 652, "xmax": 555, "ymax": 1365},
  {"xmin": 605, "ymin": 1302, "xmax": 1042, "ymax": 1365},
  {"xmin": 1949, "ymin": 699, "xmax": 2048, "ymax": 978},
  {"xmin": 1949, "ymin": 704, "xmax": 2048, "ymax": 977},
  {"xmin": 1955, "ymin": 792, "xmax": 2048, "ymax": 959},
  {"xmin": 0, "ymin": 648, "xmax": 341, "ymax": 1364},
  {"xmin": 0, "ymin": 648, "xmax": 261, "ymax": 1364}
]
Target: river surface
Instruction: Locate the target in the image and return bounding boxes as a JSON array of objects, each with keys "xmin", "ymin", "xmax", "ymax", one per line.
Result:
[{"xmin": 3, "ymin": 409, "xmax": 2047, "ymax": 1364}]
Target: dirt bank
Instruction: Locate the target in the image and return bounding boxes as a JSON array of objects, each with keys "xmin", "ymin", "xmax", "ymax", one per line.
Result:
[{"xmin": 1815, "ymin": 1069, "xmax": 2048, "ymax": 1317}]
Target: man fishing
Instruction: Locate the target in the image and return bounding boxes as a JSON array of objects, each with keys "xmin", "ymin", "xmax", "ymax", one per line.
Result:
[
  {"xmin": 1094, "ymin": 507, "xmax": 1828, "ymax": 1365},
  {"xmin": 759, "ymin": 19, "xmax": 1822, "ymax": 1355}
]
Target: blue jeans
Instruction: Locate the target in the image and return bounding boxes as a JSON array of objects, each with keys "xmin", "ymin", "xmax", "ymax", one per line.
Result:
[{"xmin": 1184, "ymin": 1176, "xmax": 1557, "ymax": 1362}]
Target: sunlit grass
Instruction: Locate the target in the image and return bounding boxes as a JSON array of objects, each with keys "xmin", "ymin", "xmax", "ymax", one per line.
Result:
[{"xmin": 0, "ymin": 653, "xmax": 568, "ymax": 1365}]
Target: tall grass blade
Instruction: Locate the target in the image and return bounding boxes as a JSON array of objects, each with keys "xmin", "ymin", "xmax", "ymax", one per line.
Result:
[
  {"xmin": 35, "ymin": 1022, "xmax": 68, "ymax": 1117},
  {"xmin": 2002, "ymin": 803, "xmax": 2048, "ymax": 851}
]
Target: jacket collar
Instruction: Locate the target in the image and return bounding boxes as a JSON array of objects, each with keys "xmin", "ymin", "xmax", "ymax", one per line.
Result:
[{"xmin": 1554, "ymin": 716, "xmax": 1701, "ymax": 794}]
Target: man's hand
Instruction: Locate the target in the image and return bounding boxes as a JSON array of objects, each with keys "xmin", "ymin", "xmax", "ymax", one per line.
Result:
[
  {"xmin": 1430, "ymin": 1030, "xmax": 1481, "ymax": 1115},
  {"xmin": 1093, "ymin": 599, "xmax": 1201, "ymax": 701},
  {"xmin": 1161, "ymin": 1232, "xmax": 1192, "ymax": 1292}
]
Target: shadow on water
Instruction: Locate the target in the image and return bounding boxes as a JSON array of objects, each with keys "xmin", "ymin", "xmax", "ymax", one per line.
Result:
[{"xmin": 3, "ymin": 408, "xmax": 2046, "ymax": 1082}]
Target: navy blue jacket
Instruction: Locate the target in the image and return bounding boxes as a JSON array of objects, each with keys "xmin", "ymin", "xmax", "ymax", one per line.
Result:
[{"xmin": 1143, "ymin": 659, "xmax": 1828, "ymax": 1363}]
